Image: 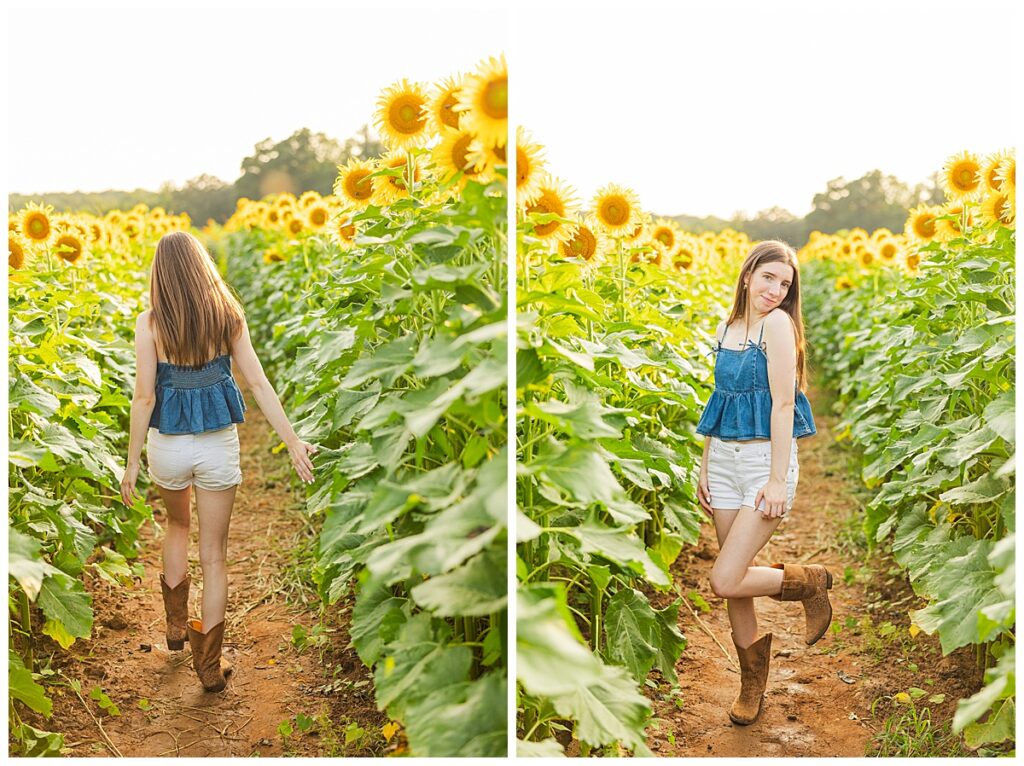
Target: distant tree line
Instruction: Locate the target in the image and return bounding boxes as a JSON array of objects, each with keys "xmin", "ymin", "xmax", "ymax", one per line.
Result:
[
  {"xmin": 668, "ymin": 169, "xmax": 946, "ymax": 248},
  {"xmin": 9, "ymin": 126, "xmax": 384, "ymax": 225}
]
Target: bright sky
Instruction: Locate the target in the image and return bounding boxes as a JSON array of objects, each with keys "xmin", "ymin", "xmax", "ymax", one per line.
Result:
[
  {"xmin": 8, "ymin": 5, "xmax": 507, "ymax": 194},
  {"xmin": 516, "ymin": 2, "xmax": 1015, "ymax": 218}
]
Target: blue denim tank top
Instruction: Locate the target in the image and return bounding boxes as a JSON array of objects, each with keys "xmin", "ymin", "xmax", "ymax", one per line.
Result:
[
  {"xmin": 148, "ymin": 354, "xmax": 247, "ymax": 435},
  {"xmin": 695, "ymin": 320, "xmax": 816, "ymax": 440}
]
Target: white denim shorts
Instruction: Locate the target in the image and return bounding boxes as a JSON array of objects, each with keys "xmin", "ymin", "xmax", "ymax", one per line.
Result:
[
  {"xmin": 706, "ymin": 436, "xmax": 799, "ymax": 515},
  {"xmin": 146, "ymin": 425, "xmax": 242, "ymax": 491}
]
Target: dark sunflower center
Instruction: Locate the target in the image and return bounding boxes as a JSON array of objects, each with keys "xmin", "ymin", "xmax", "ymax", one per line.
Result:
[
  {"xmin": 389, "ymin": 96, "xmax": 426, "ymax": 135},
  {"xmin": 346, "ymin": 170, "xmax": 374, "ymax": 200},
  {"xmin": 441, "ymin": 93, "xmax": 460, "ymax": 130}
]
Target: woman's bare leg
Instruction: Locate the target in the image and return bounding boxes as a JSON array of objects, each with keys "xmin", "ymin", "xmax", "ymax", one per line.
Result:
[
  {"xmin": 194, "ymin": 485, "xmax": 237, "ymax": 628},
  {"xmin": 158, "ymin": 486, "xmax": 191, "ymax": 587},
  {"xmin": 711, "ymin": 506, "xmax": 785, "ymax": 648}
]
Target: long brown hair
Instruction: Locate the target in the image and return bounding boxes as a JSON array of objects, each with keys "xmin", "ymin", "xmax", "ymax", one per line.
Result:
[
  {"xmin": 149, "ymin": 231, "xmax": 245, "ymax": 368},
  {"xmin": 726, "ymin": 240, "xmax": 810, "ymax": 392}
]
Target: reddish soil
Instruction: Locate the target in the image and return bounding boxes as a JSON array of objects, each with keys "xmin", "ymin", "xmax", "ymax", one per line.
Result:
[
  {"xmin": 34, "ymin": 400, "xmax": 386, "ymax": 757},
  {"xmin": 644, "ymin": 383, "xmax": 985, "ymax": 757}
]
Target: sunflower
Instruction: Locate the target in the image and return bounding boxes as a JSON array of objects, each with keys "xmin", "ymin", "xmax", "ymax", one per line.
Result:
[
  {"xmin": 433, "ymin": 128, "xmax": 486, "ymax": 190},
  {"xmin": 834, "ymin": 275, "xmax": 855, "ymax": 290},
  {"xmin": 123, "ymin": 215, "xmax": 143, "ymax": 240},
  {"xmin": 427, "ymin": 73, "xmax": 465, "ymax": 135},
  {"xmin": 334, "ymin": 157, "xmax": 378, "ymax": 210},
  {"xmin": 373, "ymin": 150, "xmax": 422, "ymax": 206},
  {"xmin": 996, "ymin": 154, "xmax": 1016, "ymax": 192},
  {"xmin": 375, "ymin": 79, "xmax": 430, "ymax": 150},
  {"xmin": 457, "ymin": 55, "xmax": 507, "ymax": 148},
  {"xmin": 876, "ymin": 237, "xmax": 900, "ymax": 264},
  {"xmin": 54, "ymin": 230, "xmax": 86, "ymax": 263},
  {"xmin": 981, "ymin": 151, "xmax": 1012, "ymax": 193},
  {"xmin": 559, "ymin": 217, "xmax": 606, "ymax": 264},
  {"xmin": 264, "ymin": 207, "xmax": 282, "ymax": 227},
  {"xmin": 672, "ymin": 241, "xmax": 699, "ymax": 271},
  {"xmin": 650, "ymin": 218, "xmax": 680, "ymax": 251},
  {"xmin": 848, "ymin": 227, "xmax": 869, "ymax": 244},
  {"xmin": 18, "ymin": 202, "xmax": 56, "ymax": 245},
  {"xmin": 856, "ymin": 246, "xmax": 874, "ymax": 269},
  {"xmin": 305, "ymin": 201, "xmax": 331, "ymax": 230},
  {"xmin": 515, "ymin": 126, "xmax": 546, "ymax": 207},
  {"xmin": 525, "ymin": 175, "xmax": 578, "ymax": 243},
  {"xmin": 903, "ymin": 250, "xmax": 922, "ymax": 273},
  {"xmin": 9, "ymin": 235, "xmax": 26, "ymax": 269},
  {"xmin": 466, "ymin": 137, "xmax": 504, "ymax": 183},
  {"xmin": 333, "ymin": 214, "xmax": 358, "ymax": 250},
  {"xmin": 980, "ymin": 191, "xmax": 1015, "ymax": 229},
  {"xmin": 263, "ymin": 247, "xmax": 285, "ymax": 264},
  {"xmin": 904, "ymin": 204, "xmax": 940, "ymax": 242},
  {"xmin": 286, "ymin": 216, "xmax": 305, "ymax": 236},
  {"xmin": 941, "ymin": 150, "xmax": 982, "ymax": 200},
  {"xmin": 298, "ymin": 190, "xmax": 321, "ymax": 209},
  {"xmin": 870, "ymin": 227, "xmax": 893, "ymax": 242},
  {"xmin": 935, "ymin": 203, "xmax": 974, "ymax": 241},
  {"xmin": 623, "ymin": 211, "xmax": 652, "ymax": 245},
  {"xmin": 592, "ymin": 183, "xmax": 640, "ymax": 236}
]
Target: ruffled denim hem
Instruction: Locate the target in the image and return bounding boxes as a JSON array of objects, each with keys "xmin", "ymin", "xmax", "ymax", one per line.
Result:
[
  {"xmin": 149, "ymin": 379, "xmax": 247, "ymax": 435},
  {"xmin": 696, "ymin": 388, "xmax": 816, "ymax": 440}
]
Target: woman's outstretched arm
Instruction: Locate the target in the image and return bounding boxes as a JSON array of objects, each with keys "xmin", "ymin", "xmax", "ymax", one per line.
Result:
[
  {"xmin": 121, "ymin": 312, "xmax": 158, "ymax": 505},
  {"xmin": 230, "ymin": 317, "xmax": 316, "ymax": 483}
]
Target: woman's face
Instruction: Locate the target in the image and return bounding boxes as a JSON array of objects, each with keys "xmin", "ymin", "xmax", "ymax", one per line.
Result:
[{"xmin": 744, "ymin": 260, "xmax": 794, "ymax": 312}]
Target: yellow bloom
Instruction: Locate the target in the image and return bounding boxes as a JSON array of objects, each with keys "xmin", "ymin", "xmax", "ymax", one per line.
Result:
[
  {"xmin": 427, "ymin": 73, "xmax": 465, "ymax": 134},
  {"xmin": 54, "ymin": 231, "xmax": 86, "ymax": 263},
  {"xmin": 334, "ymin": 157, "xmax": 378, "ymax": 210},
  {"xmin": 286, "ymin": 216, "xmax": 305, "ymax": 236},
  {"xmin": 457, "ymin": 55, "xmax": 507, "ymax": 148},
  {"xmin": 432, "ymin": 128, "xmax": 487, "ymax": 191},
  {"xmin": 9, "ymin": 235, "xmax": 26, "ymax": 269},
  {"xmin": 981, "ymin": 151, "xmax": 1012, "ymax": 193},
  {"xmin": 375, "ymin": 79, "xmax": 430, "ymax": 150},
  {"xmin": 935, "ymin": 203, "xmax": 973, "ymax": 241},
  {"xmin": 876, "ymin": 237, "xmax": 900, "ymax": 264},
  {"xmin": 525, "ymin": 175, "xmax": 578, "ymax": 243},
  {"xmin": 903, "ymin": 250, "xmax": 922, "ymax": 274},
  {"xmin": 263, "ymin": 247, "xmax": 285, "ymax": 264},
  {"xmin": 18, "ymin": 202, "xmax": 55, "ymax": 244},
  {"xmin": 904, "ymin": 204, "xmax": 940, "ymax": 242},
  {"xmin": 333, "ymin": 214, "xmax": 358, "ymax": 250},
  {"xmin": 373, "ymin": 150, "xmax": 422, "ymax": 206},
  {"xmin": 592, "ymin": 183, "xmax": 640, "ymax": 236},
  {"xmin": 834, "ymin": 276, "xmax": 855, "ymax": 290},
  {"xmin": 298, "ymin": 190, "xmax": 321, "ymax": 209},
  {"xmin": 996, "ymin": 154, "xmax": 1016, "ymax": 192},
  {"xmin": 856, "ymin": 246, "xmax": 874, "ymax": 269},
  {"xmin": 623, "ymin": 211, "xmax": 652, "ymax": 245},
  {"xmin": 559, "ymin": 217, "xmax": 606, "ymax": 264},
  {"xmin": 515, "ymin": 126, "xmax": 546, "ymax": 207},
  {"xmin": 941, "ymin": 150, "xmax": 982, "ymax": 200},
  {"xmin": 650, "ymin": 218, "xmax": 681, "ymax": 251},
  {"xmin": 305, "ymin": 202, "xmax": 331, "ymax": 230},
  {"xmin": 980, "ymin": 191, "xmax": 1015, "ymax": 229}
]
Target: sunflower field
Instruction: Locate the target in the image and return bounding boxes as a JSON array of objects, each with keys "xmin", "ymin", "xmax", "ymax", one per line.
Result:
[
  {"xmin": 516, "ymin": 126, "xmax": 749, "ymax": 755},
  {"xmin": 800, "ymin": 149, "xmax": 1015, "ymax": 751},
  {"xmin": 215, "ymin": 56, "xmax": 509, "ymax": 757},
  {"xmin": 9, "ymin": 55, "xmax": 507, "ymax": 757},
  {"xmin": 8, "ymin": 204, "xmax": 192, "ymax": 754},
  {"xmin": 515, "ymin": 140, "xmax": 1015, "ymax": 754}
]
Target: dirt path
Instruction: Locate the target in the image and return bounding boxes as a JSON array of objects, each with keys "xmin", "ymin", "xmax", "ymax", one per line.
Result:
[
  {"xmin": 645, "ymin": 382, "xmax": 982, "ymax": 757},
  {"xmin": 46, "ymin": 399, "xmax": 385, "ymax": 757}
]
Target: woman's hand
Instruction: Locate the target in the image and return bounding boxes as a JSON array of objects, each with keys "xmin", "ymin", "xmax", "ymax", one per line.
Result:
[
  {"xmin": 287, "ymin": 439, "xmax": 318, "ymax": 484},
  {"xmin": 120, "ymin": 460, "xmax": 142, "ymax": 506},
  {"xmin": 754, "ymin": 478, "xmax": 787, "ymax": 519},
  {"xmin": 697, "ymin": 468, "xmax": 714, "ymax": 517}
]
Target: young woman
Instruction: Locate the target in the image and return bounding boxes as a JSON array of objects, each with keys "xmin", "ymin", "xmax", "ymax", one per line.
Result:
[
  {"xmin": 119, "ymin": 230, "xmax": 317, "ymax": 693},
  {"xmin": 694, "ymin": 240, "xmax": 832, "ymax": 725}
]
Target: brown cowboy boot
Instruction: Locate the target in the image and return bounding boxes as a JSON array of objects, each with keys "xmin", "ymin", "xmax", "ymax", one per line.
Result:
[
  {"xmin": 186, "ymin": 619, "xmax": 233, "ymax": 692},
  {"xmin": 160, "ymin": 573, "xmax": 190, "ymax": 650},
  {"xmin": 769, "ymin": 562, "xmax": 834, "ymax": 645},
  {"xmin": 729, "ymin": 632, "xmax": 772, "ymax": 725}
]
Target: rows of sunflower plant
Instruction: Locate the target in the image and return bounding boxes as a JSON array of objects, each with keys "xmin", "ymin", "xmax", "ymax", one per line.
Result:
[
  {"xmin": 8, "ymin": 204, "xmax": 190, "ymax": 755},
  {"xmin": 799, "ymin": 149, "xmax": 1015, "ymax": 753},
  {"xmin": 214, "ymin": 57, "xmax": 509, "ymax": 757},
  {"xmin": 515, "ymin": 127, "xmax": 754, "ymax": 755}
]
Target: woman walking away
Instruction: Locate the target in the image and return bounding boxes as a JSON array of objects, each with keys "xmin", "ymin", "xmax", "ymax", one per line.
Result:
[
  {"xmin": 119, "ymin": 231, "xmax": 317, "ymax": 692},
  {"xmin": 694, "ymin": 240, "xmax": 831, "ymax": 725}
]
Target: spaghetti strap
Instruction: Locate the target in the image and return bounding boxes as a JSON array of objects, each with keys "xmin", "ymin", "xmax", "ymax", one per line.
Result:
[{"xmin": 756, "ymin": 321, "xmax": 765, "ymax": 347}]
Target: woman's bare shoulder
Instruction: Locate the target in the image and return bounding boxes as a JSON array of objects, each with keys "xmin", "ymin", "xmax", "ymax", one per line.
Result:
[
  {"xmin": 136, "ymin": 310, "xmax": 153, "ymax": 332},
  {"xmin": 764, "ymin": 309, "xmax": 797, "ymax": 340}
]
